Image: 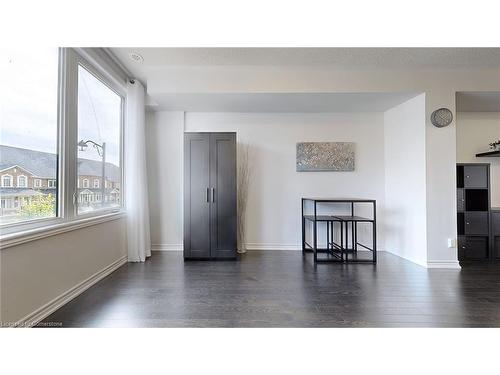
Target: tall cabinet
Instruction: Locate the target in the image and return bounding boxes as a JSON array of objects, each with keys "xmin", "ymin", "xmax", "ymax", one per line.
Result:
[
  {"xmin": 457, "ymin": 163, "xmax": 491, "ymax": 261},
  {"xmin": 184, "ymin": 132, "xmax": 237, "ymax": 259}
]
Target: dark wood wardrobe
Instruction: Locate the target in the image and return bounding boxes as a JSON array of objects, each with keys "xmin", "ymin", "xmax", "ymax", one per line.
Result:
[{"xmin": 183, "ymin": 132, "xmax": 237, "ymax": 259}]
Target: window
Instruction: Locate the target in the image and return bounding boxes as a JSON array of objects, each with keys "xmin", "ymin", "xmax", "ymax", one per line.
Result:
[
  {"xmin": 77, "ymin": 64, "xmax": 122, "ymax": 215},
  {"xmin": 1, "ymin": 48, "xmax": 125, "ymax": 234},
  {"xmin": 0, "ymin": 48, "xmax": 59, "ymax": 225},
  {"xmin": 2, "ymin": 175, "xmax": 13, "ymax": 187},
  {"xmin": 1, "ymin": 198, "xmax": 13, "ymax": 209},
  {"xmin": 17, "ymin": 175, "xmax": 27, "ymax": 188}
]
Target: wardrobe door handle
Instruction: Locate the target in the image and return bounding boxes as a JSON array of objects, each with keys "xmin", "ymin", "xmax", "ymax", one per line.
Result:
[
  {"xmin": 206, "ymin": 188, "xmax": 210, "ymax": 203},
  {"xmin": 211, "ymin": 188, "xmax": 215, "ymax": 203}
]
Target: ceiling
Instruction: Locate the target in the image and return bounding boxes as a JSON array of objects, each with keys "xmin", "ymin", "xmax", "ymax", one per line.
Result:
[
  {"xmin": 108, "ymin": 48, "xmax": 500, "ymax": 113},
  {"xmin": 147, "ymin": 92, "xmax": 419, "ymax": 112},
  {"xmin": 112, "ymin": 47, "xmax": 500, "ymax": 68},
  {"xmin": 456, "ymin": 92, "xmax": 500, "ymax": 112},
  {"xmin": 111, "ymin": 48, "xmax": 500, "ymax": 82}
]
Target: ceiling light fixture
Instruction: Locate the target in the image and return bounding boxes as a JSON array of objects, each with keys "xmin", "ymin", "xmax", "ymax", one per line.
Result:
[{"xmin": 129, "ymin": 52, "xmax": 144, "ymax": 63}]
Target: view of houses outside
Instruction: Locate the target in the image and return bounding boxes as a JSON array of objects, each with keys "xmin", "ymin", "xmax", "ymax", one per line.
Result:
[
  {"xmin": 0, "ymin": 48, "xmax": 122, "ymax": 225},
  {"xmin": 0, "ymin": 145, "xmax": 121, "ymax": 224},
  {"xmin": 77, "ymin": 64, "xmax": 123, "ymax": 215}
]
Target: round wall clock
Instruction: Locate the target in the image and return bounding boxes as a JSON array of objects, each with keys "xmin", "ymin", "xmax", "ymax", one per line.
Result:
[{"xmin": 431, "ymin": 108, "xmax": 453, "ymax": 128}]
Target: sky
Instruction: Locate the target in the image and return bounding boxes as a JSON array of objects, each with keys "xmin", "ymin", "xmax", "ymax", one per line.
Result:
[{"xmin": 0, "ymin": 48, "xmax": 121, "ymax": 166}]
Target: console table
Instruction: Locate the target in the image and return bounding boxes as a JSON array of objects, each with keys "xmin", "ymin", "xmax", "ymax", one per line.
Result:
[{"xmin": 301, "ymin": 198, "xmax": 377, "ymax": 264}]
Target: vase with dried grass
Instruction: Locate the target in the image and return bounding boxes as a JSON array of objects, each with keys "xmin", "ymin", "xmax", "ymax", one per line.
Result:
[{"xmin": 237, "ymin": 143, "xmax": 252, "ymax": 254}]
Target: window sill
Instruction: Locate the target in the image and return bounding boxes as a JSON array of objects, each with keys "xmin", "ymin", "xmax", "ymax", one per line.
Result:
[{"xmin": 0, "ymin": 211, "xmax": 126, "ymax": 250}]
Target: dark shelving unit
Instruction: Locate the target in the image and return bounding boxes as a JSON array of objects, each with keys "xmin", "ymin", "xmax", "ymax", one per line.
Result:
[{"xmin": 457, "ymin": 163, "xmax": 492, "ymax": 262}]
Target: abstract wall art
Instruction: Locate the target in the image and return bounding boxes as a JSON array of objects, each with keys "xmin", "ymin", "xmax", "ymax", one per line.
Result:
[{"xmin": 296, "ymin": 142, "xmax": 355, "ymax": 172}]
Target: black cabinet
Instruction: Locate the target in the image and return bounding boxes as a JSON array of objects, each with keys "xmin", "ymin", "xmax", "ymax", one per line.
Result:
[
  {"xmin": 457, "ymin": 164, "xmax": 491, "ymax": 262},
  {"xmin": 463, "ymin": 165, "xmax": 488, "ymax": 188},
  {"xmin": 458, "ymin": 237, "xmax": 489, "ymax": 260},
  {"xmin": 464, "ymin": 212, "xmax": 489, "ymax": 235},
  {"xmin": 184, "ymin": 132, "xmax": 237, "ymax": 259}
]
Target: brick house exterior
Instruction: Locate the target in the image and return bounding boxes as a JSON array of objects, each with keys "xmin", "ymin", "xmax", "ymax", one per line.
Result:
[{"xmin": 0, "ymin": 145, "xmax": 120, "ymax": 219}]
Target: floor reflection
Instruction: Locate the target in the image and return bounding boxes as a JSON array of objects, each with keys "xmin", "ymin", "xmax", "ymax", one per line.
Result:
[{"xmin": 39, "ymin": 252, "xmax": 500, "ymax": 327}]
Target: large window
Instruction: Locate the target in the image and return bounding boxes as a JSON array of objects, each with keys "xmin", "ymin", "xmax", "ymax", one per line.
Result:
[
  {"xmin": 0, "ymin": 48, "xmax": 125, "ymax": 234},
  {"xmin": 0, "ymin": 48, "xmax": 59, "ymax": 225},
  {"xmin": 77, "ymin": 64, "xmax": 122, "ymax": 215}
]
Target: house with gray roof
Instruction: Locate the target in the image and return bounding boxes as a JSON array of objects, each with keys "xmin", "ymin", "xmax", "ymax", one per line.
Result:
[{"xmin": 0, "ymin": 145, "xmax": 120, "ymax": 219}]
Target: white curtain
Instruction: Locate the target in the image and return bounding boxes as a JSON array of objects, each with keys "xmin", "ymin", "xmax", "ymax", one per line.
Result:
[{"xmin": 125, "ymin": 80, "xmax": 151, "ymax": 262}]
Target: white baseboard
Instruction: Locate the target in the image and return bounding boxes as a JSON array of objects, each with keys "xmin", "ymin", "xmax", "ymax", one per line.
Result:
[
  {"xmin": 15, "ymin": 255, "xmax": 127, "ymax": 328},
  {"xmin": 151, "ymin": 243, "xmax": 303, "ymax": 251},
  {"xmin": 244, "ymin": 243, "xmax": 302, "ymax": 251},
  {"xmin": 386, "ymin": 250, "xmax": 461, "ymax": 269},
  {"xmin": 427, "ymin": 260, "xmax": 461, "ymax": 269},
  {"xmin": 151, "ymin": 244, "xmax": 183, "ymax": 251},
  {"xmin": 383, "ymin": 250, "xmax": 428, "ymax": 268}
]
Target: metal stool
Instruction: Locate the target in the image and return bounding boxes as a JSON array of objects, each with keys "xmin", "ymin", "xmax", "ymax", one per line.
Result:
[{"xmin": 334, "ymin": 215, "xmax": 377, "ymax": 264}]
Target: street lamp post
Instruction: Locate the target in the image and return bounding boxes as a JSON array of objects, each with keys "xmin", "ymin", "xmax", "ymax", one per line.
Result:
[{"xmin": 78, "ymin": 140, "xmax": 106, "ymax": 208}]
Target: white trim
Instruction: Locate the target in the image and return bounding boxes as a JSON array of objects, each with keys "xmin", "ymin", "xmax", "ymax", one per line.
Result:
[
  {"xmin": 14, "ymin": 255, "xmax": 127, "ymax": 327},
  {"xmin": 151, "ymin": 243, "xmax": 303, "ymax": 251},
  {"xmin": 0, "ymin": 164, "xmax": 40, "ymax": 177},
  {"xmin": 383, "ymin": 249, "xmax": 428, "ymax": 268},
  {"xmin": 82, "ymin": 178, "xmax": 89, "ymax": 188},
  {"xmin": 427, "ymin": 260, "xmax": 462, "ymax": 269},
  {"xmin": 102, "ymin": 48, "xmax": 136, "ymax": 83},
  {"xmin": 34, "ymin": 178, "xmax": 42, "ymax": 188},
  {"xmin": 75, "ymin": 48, "xmax": 128, "ymax": 95},
  {"xmin": 151, "ymin": 243, "xmax": 183, "ymax": 251},
  {"xmin": 17, "ymin": 174, "xmax": 27, "ymax": 188},
  {"xmin": 152, "ymin": 243, "xmax": 303, "ymax": 251},
  {"xmin": 0, "ymin": 211, "xmax": 125, "ymax": 250},
  {"xmin": 245, "ymin": 243, "xmax": 302, "ymax": 251},
  {"xmin": 2, "ymin": 174, "xmax": 13, "ymax": 187}
]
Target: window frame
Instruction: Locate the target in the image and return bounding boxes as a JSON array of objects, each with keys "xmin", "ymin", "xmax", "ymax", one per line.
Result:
[
  {"xmin": 0, "ymin": 48, "xmax": 127, "ymax": 239},
  {"xmin": 0, "ymin": 48, "xmax": 64, "ymax": 234},
  {"xmin": 73, "ymin": 54, "xmax": 125, "ymax": 219},
  {"xmin": 2, "ymin": 174, "xmax": 13, "ymax": 188},
  {"xmin": 17, "ymin": 175, "xmax": 27, "ymax": 188}
]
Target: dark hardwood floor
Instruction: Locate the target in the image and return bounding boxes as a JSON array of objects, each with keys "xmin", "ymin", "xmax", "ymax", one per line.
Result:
[{"xmin": 39, "ymin": 251, "xmax": 500, "ymax": 327}]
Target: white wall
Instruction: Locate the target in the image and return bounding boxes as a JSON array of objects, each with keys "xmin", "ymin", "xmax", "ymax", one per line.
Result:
[
  {"xmin": 457, "ymin": 112, "xmax": 500, "ymax": 207},
  {"xmin": 146, "ymin": 111, "xmax": 185, "ymax": 250},
  {"xmin": 384, "ymin": 94, "xmax": 428, "ymax": 266},
  {"xmin": 145, "ymin": 65, "xmax": 500, "ymax": 267},
  {"xmin": 0, "ymin": 218, "xmax": 126, "ymax": 324},
  {"xmin": 147, "ymin": 111, "xmax": 386, "ymax": 250}
]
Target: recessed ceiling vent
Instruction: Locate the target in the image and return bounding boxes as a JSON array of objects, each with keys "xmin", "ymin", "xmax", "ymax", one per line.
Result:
[{"xmin": 129, "ymin": 52, "xmax": 144, "ymax": 63}]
